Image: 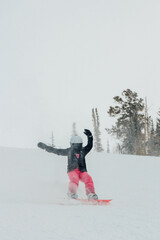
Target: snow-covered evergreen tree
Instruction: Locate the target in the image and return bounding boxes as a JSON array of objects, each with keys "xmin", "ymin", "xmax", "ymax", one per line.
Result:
[
  {"xmin": 147, "ymin": 118, "xmax": 156, "ymax": 155},
  {"xmin": 107, "ymin": 140, "xmax": 110, "ymax": 153},
  {"xmin": 92, "ymin": 108, "xmax": 104, "ymax": 152},
  {"xmin": 72, "ymin": 122, "xmax": 77, "ymax": 136},
  {"xmin": 155, "ymin": 110, "xmax": 160, "ymax": 155},
  {"xmin": 107, "ymin": 89, "xmax": 145, "ymax": 155},
  {"xmin": 51, "ymin": 131, "xmax": 55, "ymax": 147}
]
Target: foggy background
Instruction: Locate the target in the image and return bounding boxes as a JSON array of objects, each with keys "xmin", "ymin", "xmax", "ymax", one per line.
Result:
[{"xmin": 0, "ymin": 0, "xmax": 160, "ymax": 150}]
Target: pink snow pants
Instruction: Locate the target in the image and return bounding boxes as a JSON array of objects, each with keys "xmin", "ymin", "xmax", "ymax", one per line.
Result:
[{"xmin": 68, "ymin": 168, "xmax": 95, "ymax": 195}]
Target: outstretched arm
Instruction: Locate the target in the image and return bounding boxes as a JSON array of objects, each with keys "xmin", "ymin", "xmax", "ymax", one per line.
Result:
[
  {"xmin": 83, "ymin": 129, "xmax": 93, "ymax": 155},
  {"xmin": 37, "ymin": 142, "xmax": 69, "ymax": 156}
]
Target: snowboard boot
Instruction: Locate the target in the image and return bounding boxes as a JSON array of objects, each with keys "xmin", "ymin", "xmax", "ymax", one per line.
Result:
[
  {"xmin": 67, "ymin": 193, "xmax": 78, "ymax": 199},
  {"xmin": 87, "ymin": 193, "xmax": 98, "ymax": 200}
]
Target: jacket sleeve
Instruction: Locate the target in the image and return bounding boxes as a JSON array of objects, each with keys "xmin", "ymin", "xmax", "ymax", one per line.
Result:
[
  {"xmin": 45, "ymin": 146, "xmax": 69, "ymax": 156},
  {"xmin": 84, "ymin": 135, "xmax": 93, "ymax": 155}
]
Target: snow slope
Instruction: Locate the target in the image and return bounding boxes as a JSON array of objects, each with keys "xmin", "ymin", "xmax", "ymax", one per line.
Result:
[{"xmin": 0, "ymin": 146, "xmax": 160, "ymax": 240}]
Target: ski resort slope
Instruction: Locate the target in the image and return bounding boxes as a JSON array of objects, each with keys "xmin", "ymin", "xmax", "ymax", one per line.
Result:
[{"xmin": 0, "ymin": 147, "xmax": 160, "ymax": 240}]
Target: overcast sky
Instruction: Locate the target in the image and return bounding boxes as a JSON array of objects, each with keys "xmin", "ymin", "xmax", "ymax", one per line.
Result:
[{"xmin": 0, "ymin": 0, "xmax": 160, "ymax": 149}]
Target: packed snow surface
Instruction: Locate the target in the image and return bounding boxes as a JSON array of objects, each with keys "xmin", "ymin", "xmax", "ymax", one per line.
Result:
[{"xmin": 0, "ymin": 147, "xmax": 160, "ymax": 240}]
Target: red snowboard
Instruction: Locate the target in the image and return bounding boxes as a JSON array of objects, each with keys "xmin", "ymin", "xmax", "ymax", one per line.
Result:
[{"xmin": 75, "ymin": 199, "xmax": 112, "ymax": 205}]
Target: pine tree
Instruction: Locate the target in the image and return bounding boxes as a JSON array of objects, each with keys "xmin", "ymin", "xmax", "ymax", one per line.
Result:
[
  {"xmin": 107, "ymin": 140, "xmax": 110, "ymax": 153},
  {"xmin": 148, "ymin": 119, "xmax": 156, "ymax": 155},
  {"xmin": 144, "ymin": 97, "xmax": 149, "ymax": 154},
  {"xmin": 72, "ymin": 122, "xmax": 77, "ymax": 136},
  {"xmin": 107, "ymin": 89, "xmax": 145, "ymax": 155},
  {"xmin": 155, "ymin": 110, "xmax": 160, "ymax": 155},
  {"xmin": 92, "ymin": 108, "xmax": 104, "ymax": 152},
  {"xmin": 51, "ymin": 131, "xmax": 55, "ymax": 147}
]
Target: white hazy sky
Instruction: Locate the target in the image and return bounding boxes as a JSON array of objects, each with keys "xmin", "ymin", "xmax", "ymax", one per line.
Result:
[{"xmin": 0, "ymin": 0, "xmax": 160, "ymax": 149}]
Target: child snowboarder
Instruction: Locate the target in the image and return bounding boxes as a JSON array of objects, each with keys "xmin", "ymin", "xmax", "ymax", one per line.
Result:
[{"xmin": 37, "ymin": 129, "xmax": 98, "ymax": 200}]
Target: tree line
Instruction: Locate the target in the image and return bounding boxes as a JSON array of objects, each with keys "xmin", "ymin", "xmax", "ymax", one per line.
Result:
[{"xmin": 51, "ymin": 89, "xmax": 160, "ymax": 156}]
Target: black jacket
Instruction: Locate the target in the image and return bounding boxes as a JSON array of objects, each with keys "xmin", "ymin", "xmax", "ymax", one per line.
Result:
[{"xmin": 45, "ymin": 136, "xmax": 93, "ymax": 173}]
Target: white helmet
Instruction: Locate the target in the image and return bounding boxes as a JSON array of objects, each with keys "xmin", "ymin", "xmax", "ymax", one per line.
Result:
[{"xmin": 70, "ymin": 135, "xmax": 83, "ymax": 145}]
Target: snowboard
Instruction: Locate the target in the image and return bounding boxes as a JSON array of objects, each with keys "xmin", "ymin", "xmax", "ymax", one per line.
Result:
[{"xmin": 75, "ymin": 199, "xmax": 112, "ymax": 205}]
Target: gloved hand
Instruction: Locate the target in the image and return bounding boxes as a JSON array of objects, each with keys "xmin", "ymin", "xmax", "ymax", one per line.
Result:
[
  {"xmin": 84, "ymin": 129, "xmax": 92, "ymax": 137},
  {"xmin": 37, "ymin": 142, "xmax": 47, "ymax": 150}
]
